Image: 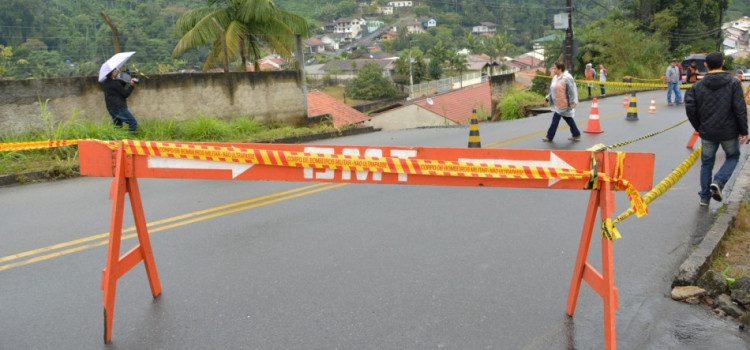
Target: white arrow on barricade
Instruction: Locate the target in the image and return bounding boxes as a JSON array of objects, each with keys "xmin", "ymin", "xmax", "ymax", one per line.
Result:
[
  {"xmin": 458, "ymin": 152, "xmax": 574, "ymax": 186},
  {"xmin": 148, "ymin": 157, "xmax": 254, "ymax": 179}
]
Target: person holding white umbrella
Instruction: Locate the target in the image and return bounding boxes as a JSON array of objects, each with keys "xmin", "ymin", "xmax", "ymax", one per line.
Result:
[{"xmin": 99, "ymin": 52, "xmax": 139, "ymax": 133}]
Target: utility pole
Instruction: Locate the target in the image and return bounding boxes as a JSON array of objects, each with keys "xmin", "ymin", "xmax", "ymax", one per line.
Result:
[
  {"xmin": 717, "ymin": 0, "xmax": 725, "ymax": 52},
  {"xmin": 409, "ymin": 42, "xmax": 414, "ymax": 99},
  {"xmin": 565, "ymin": 0, "xmax": 573, "ymax": 72}
]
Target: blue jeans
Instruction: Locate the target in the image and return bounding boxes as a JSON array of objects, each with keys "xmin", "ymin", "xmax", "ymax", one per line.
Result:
[
  {"xmin": 545, "ymin": 112, "xmax": 581, "ymax": 140},
  {"xmin": 699, "ymin": 138, "xmax": 740, "ymax": 201},
  {"xmin": 107, "ymin": 108, "xmax": 138, "ymax": 132},
  {"xmin": 667, "ymin": 82, "xmax": 682, "ymax": 103}
]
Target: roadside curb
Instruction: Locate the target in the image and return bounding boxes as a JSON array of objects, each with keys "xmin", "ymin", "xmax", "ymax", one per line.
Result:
[
  {"xmin": 673, "ymin": 145, "xmax": 750, "ymax": 286},
  {"xmin": 0, "ymin": 165, "xmax": 81, "ymax": 187}
]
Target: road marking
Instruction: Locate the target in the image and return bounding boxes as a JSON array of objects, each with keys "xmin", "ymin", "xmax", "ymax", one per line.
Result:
[
  {"xmin": 0, "ymin": 182, "xmax": 346, "ymax": 271},
  {"xmin": 148, "ymin": 157, "xmax": 254, "ymax": 178}
]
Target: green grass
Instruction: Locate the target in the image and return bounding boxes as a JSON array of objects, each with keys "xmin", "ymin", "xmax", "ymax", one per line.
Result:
[
  {"xmin": 0, "ymin": 112, "xmax": 348, "ymax": 177},
  {"xmin": 495, "ymin": 86, "xmax": 546, "ymax": 121}
]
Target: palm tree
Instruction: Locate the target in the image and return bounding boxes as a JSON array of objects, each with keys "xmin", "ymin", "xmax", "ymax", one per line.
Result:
[
  {"xmin": 448, "ymin": 50, "xmax": 468, "ymax": 87},
  {"xmin": 172, "ymin": 0, "xmax": 309, "ymax": 71}
]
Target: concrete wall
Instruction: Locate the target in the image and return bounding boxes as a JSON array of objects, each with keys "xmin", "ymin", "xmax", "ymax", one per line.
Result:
[
  {"xmin": 369, "ymin": 104, "xmax": 454, "ymax": 130},
  {"xmin": 0, "ymin": 71, "xmax": 307, "ymax": 134}
]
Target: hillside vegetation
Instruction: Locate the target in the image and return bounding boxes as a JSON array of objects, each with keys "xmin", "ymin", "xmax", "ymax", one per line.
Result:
[{"xmin": 0, "ymin": 0, "xmax": 746, "ymax": 80}]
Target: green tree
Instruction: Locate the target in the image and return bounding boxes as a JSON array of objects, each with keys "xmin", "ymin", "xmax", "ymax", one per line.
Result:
[
  {"xmin": 345, "ymin": 62, "xmax": 398, "ymax": 100},
  {"xmin": 172, "ymin": 0, "xmax": 309, "ymax": 71},
  {"xmin": 0, "ymin": 45, "xmax": 12, "ymax": 77},
  {"xmin": 428, "ymin": 57, "xmax": 442, "ymax": 80},
  {"xmin": 393, "ymin": 48, "xmax": 427, "ymax": 85}
]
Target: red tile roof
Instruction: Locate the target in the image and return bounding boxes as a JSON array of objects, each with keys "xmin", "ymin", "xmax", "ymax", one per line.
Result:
[
  {"xmin": 307, "ymin": 91, "xmax": 371, "ymax": 128},
  {"xmin": 413, "ymin": 82, "xmax": 491, "ymax": 124}
]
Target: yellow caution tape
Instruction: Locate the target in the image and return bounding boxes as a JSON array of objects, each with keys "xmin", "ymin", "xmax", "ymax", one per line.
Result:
[
  {"xmin": 517, "ymin": 72, "xmax": 694, "ymax": 89},
  {"xmin": 601, "ymin": 218, "xmax": 622, "ymax": 240},
  {"xmin": 613, "ymin": 145, "xmax": 702, "ymax": 224},
  {"xmin": 0, "ymin": 139, "xmax": 80, "ymax": 152},
  {"xmin": 607, "ymin": 120, "xmax": 689, "ymax": 150},
  {"xmin": 117, "ymin": 140, "xmax": 592, "ymax": 181}
]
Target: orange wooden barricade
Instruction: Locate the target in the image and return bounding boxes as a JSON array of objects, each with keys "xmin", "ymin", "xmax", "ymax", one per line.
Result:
[{"xmin": 80, "ymin": 140, "xmax": 654, "ymax": 350}]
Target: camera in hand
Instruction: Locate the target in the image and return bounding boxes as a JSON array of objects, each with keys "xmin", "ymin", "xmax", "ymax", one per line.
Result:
[{"xmin": 116, "ymin": 69, "xmax": 139, "ymax": 84}]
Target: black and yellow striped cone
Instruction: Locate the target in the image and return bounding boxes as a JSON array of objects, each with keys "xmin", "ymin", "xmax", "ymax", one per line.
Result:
[
  {"xmin": 625, "ymin": 92, "xmax": 639, "ymax": 121},
  {"xmin": 468, "ymin": 109, "xmax": 481, "ymax": 148}
]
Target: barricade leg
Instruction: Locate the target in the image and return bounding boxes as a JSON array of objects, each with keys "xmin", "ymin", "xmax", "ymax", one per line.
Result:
[
  {"xmin": 566, "ymin": 153, "xmax": 619, "ymax": 350},
  {"xmin": 101, "ymin": 144, "xmax": 161, "ymax": 343}
]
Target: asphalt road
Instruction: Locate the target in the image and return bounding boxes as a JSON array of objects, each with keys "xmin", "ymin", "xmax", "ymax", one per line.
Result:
[{"xmin": 2, "ymin": 89, "xmax": 750, "ymax": 349}]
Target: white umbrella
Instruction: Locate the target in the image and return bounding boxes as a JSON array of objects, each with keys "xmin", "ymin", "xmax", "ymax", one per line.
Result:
[{"xmin": 98, "ymin": 51, "xmax": 136, "ymax": 82}]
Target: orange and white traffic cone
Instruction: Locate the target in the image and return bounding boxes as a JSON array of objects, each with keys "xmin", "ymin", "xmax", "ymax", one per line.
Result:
[
  {"xmin": 623, "ymin": 93, "xmax": 630, "ymax": 108},
  {"xmin": 584, "ymin": 98, "xmax": 604, "ymax": 133},
  {"xmin": 649, "ymin": 98, "xmax": 656, "ymax": 114}
]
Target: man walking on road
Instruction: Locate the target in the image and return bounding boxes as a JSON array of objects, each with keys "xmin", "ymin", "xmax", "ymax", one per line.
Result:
[
  {"xmin": 666, "ymin": 58, "xmax": 682, "ymax": 106},
  {"xmin": 685, "ymin": 52, "xmax": 748, "ymax": 206}
]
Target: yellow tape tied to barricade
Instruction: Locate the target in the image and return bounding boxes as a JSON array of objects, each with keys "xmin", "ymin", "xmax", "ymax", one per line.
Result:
[{"xmin": 0, "ymin": 139, "xmax": 80, "ymax": 152}]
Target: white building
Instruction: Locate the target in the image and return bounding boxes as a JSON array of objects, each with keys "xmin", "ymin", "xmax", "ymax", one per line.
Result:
[
  {"xmin": 334, "ymin": 18, "xmax": 364, "ymax": 40},
  {"xmin": 378, "ymin": 6, "xmax": 394, "ymax": 15},
  {"xmin": 387, "ymin": 1, "xmax": 413, "ymax": 7}
]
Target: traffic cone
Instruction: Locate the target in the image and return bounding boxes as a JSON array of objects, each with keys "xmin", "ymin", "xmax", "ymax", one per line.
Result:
[
  {"xmin": 623, "ymin": 93, "xmax": 630, "ymax": 108},
  {"xmin": 626, "ymin": 93, "xmax": 639, "ymax": 121},
  {"xmin": 686, "ymin": 131, "xmax": 699, "ymax": 149},
  {"xmin": 468, "ymin": 109, "xmax": 481, "ymax": 148},
  {"xmin": 648, "ymin": 98, "xmax": 656, "ymax": 114},
  {"xmin": 583, "ymin": 98, "xmax": 604, "ymax": 133}
]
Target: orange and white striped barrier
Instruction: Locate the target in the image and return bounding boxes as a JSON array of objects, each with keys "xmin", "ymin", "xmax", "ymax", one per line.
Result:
[
  {"xmin": 623, "ymin": 93, "xmax": 630, "ymax": 108},
  {"xmin": 79, "ymin": 140, "xmax": 655, "ymax": 350}
]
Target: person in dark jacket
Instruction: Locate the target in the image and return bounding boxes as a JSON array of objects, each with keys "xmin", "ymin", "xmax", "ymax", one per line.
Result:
[
  {"xmin": 102, "ymin": 67, "xmax": 139, "ymax": 133},
  {"xmin": 685, "ymin": 52, "xmax": 748, "ymax": 206}
]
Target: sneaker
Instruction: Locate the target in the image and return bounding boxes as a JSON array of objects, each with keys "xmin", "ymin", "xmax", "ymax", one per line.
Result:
[
  {"xmin": 710, "ymin": 183, "xmax": 723, "ymax": 202},
  {"xmin": 676, "ymin": 101, "xmax": 683, "ymax": 105},
  {"xmin": 667, "ymin": 102, "xmax": 674, "ymax": 106},
  {"xmin": 542, "ymin": 137, "xmax": 552, "ymax": 142},
  {"xmin": 568, "ymin": 135, "xmax": 581, "ymax": 141},
  {"xmin": 699, "ymin": 198, "xmax": 710, "ymax": 207}
]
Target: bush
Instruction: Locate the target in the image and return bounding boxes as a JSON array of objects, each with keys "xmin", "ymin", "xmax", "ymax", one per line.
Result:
[
  {"xmin": 494, "ymin": 86, "xmax": 546, "ymax": 121},
  {"xmin": 530, "ymin": 69, "xmax": 550, "ymax": 96}
]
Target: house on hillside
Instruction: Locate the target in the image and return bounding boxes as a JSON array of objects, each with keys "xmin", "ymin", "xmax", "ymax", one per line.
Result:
[
  {"xmin": 419, "ymin": 17, "xmax": 437, "ymax": 28},
  {"xmin": 403, "ymin": 21, "xmax": 426, "ymax": 34},
  {"xmin": 369, "ymin": 82, "xmax": 491, "ymax": 130},
  {"xmin": 365, "ymin": 20, "xmax": 385, "ymax": 33},
  {"xmin": 378, "ymin": 6, "xmax": 394, "ymax": 15},
  {"xmin": 307, "ymin": 91, "xmax": 371, "ymax": 128},
  {"xmin": 380, "ymin": 30, "xmax": 398, "ymax": 40},
  {"xmin": 315, "ymin": 34, "xmax": 341, "ymax": 51},
  {"xmin": 472, "ymin": 22, "xmax": 498, "ymax": 35},
  {"xmin": 333, "ymin": 18, "xmax": 364, "ymax": 40},
  {"xmin": 303, "ymin": 37, "xmax": 325, "ymax": 54},
  {"xmin": 387, "ymin": 1, "xmax": 412, "ymax": 7},
  {"xmin": 466, "ymin": 54, "xmax": 500, "ymax": 77},
  {"xmin": 246, "ymin": 55, "xmax": 288, "ymax": 72}
]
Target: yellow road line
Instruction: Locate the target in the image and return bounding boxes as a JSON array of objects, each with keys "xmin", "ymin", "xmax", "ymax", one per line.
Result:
[{"xmin": 0, "ymin": 182, "xmax": 346, "ymax": 271}]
